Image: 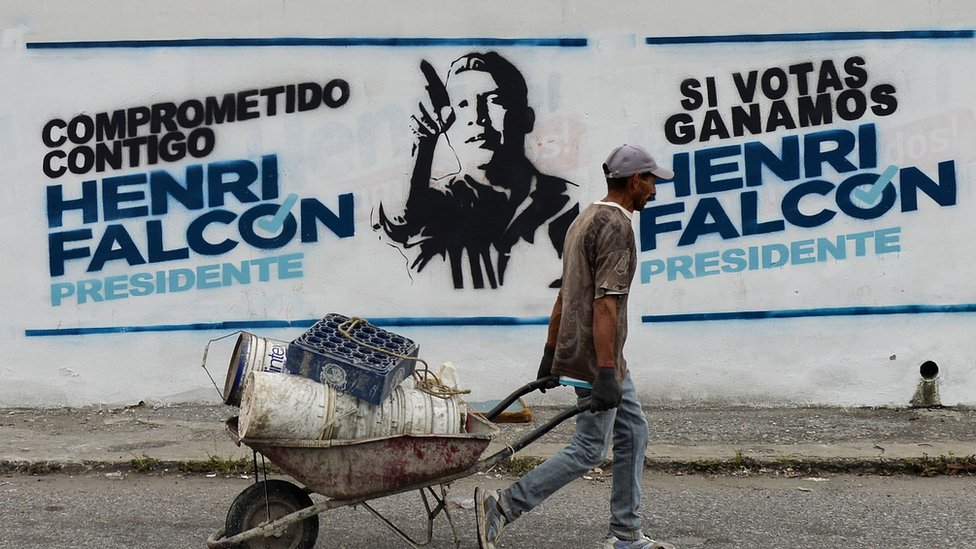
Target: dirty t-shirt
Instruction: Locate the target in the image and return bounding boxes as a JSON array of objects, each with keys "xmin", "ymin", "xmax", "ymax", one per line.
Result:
[{"xmin": 551, "ymin": 201, "xmax": 636, "ymax": 383}]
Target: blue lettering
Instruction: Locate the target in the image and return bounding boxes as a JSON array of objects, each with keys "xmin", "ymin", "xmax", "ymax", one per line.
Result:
[
  {"xmin": 744, "ymin": 136, "xmax": 800, "ymax": 187},
  {"xmin": 88, "ymin": 225, "xmax": 146, "ymax": 272},
  {"xmin": 186, "ymin": 210, "xmax": 238, "ymax": 255},
  {"xmin": 300, "ymin": 193, "xmax": 355, "ymax": 241},
  {"xmin": 677, "ymin": 197, "xmax": 739, "ymax": 247},
  {"xmin": 146, "ymin": 219, "xmax": 190, "ymax": 263},
  {"xmin": 803, "ymin": 128, "xmax": 858, "ymax": 177},
  {"xmin": 836, "ymin": 172, "xmax": 897, "ymax": 220},
  {"xmin": 761, "ymin": 243, "xmax": 789, "ymax": 268},
  {"xmin": 790, "ymin": 239, "xmax": 816, "ymax": 265},
  {"xmin": 695, "ymin": 145, "xmax": 743, "ymax": 194},
  {"xmin": 103, "ymin": 174, "xmax": 149, "ymax": 221},
  {"xmin": 782, "ymin": 180, "xmax": 836, "ymax": 228},
  {"xmin": 639, "ymin": 202, "xmax": 685, "ymax": 252},
  {"xmin": 900, "ymin": 161, "xmax": 956, "ymax": 211},
  {"xmin": 740, "ymin": 190, "xmax": 785, "ymax": 236},
  {"xmin": 48, "ymin": 229, "xmax": 92, "ymax": 277},
  {"xmin": 695, "ymin": 251, "xmax": 720, "ymax": 277},
  {"xmin": 640, "ymin": 259, "xmax": 665, "ymax": 283},
  {"xmin": 47, "ymin": 180, "xmax": 98, "ymax": 228},
  {"xmin": 721, "ymin": 248, "xmax": 746, "ymax": 273},
  {"xmin": 875, "ymin": 227, "xmax": 901, "ymax": 253},
  {"xmin": 207, "ymin": 159, "xmax": 260, "ymax": 207}
]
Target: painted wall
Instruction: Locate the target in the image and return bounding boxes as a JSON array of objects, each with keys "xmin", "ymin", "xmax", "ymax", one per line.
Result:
[{"xmin": 2, "ymin": 1, "xmax": 974, "ymax": 407}]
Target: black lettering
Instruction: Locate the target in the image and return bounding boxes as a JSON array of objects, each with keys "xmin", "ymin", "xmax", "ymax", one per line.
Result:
[
  {"xmin": 150, "ymin": 102, "xmax": 179, "ymax": 133},
  {"xmin": 187, "ymin": 128, "xmax": 215, "ymax": 158},
  {"xmin": 664, "ymin": 113, "xmax": 695, "ymax": 145},
  {"xmin": 126, "ymin": 107, "xmax": 151, "ymax": 138},
  {"xmin": 679, "ymin": 79, "xmax": 703, "ymax": 110},
  {"xmin": 159, "ymin": 132, "xmax": 186, "ymax": 162},
  {"xmin": 788, "ymin": 62, "xmax": 815, "ymax": 96},
  {"xmin": 297, "ymin": 82, "xmax": 321, "ymax": 111},
  {"xmin": 285, "ymin": 84, "xmax": 297, "ymax": 113},
  {"xmin": 177, "ymin": 100, "xmax": 205, "ymax": 128},
  {"xmin": 730, "ymin": 104, "xmax": 762, "ymax": 137},
  {"xmin": 699, "ymin": 110, "xmax": 730, "ymax": 141},
  {"xmin": 205, "ymin": 94, "xmax": 237, "ymax": 124},
  {"xmin": 836, "ymin": 89, "xmax": 867, "ymax": 121},
  {"xmin": 68, "ymin": 146, "xmax": 95, "ymax": 175},
  {"xmin": 95, "ymin": 111, "xmax": 126, "ymax": 142},
  {"xmin": 323, "ymin": 79, "xmax": 350, "ymax": 108},
  {"xmin": 237, "ymin": 89, "xmax": 260, "ymax": 121},
  {"xmin": 843, "ymin": 56, "xmax": 868, "ymax": 88},
  {"xmin": 760, "ymin": 68, "xmax": 789, "ymax": 100},
  {"xmin": 95, "ymin": 141, "xmax": 123, "ymax": 172},
  {"xmin": 765, "ymin": 100, "xmax": 797, "ymax": 132},
  {"xmin": 43, "ymin": 150, "xmax": 67, "ymax": 178},
  {"xmin": 68, "ymin": 115, "xmax": 94, "ymax": 145},
  {"xmin": 705, "ymin": 77, "xmax": 718, "ymax": 108},
  {"xmin": 42, "ymin": 119, "xmax": 66, "ymax": 147},
  {"xmin": 870, "ymin": 84, "xmax": 898, "ymax": 116},
  {"xmin": 816, "ymin": 61, "xmax": 843, "ymax": 93},
  {"xmin": 797, "ymin": 93, "xmax": 834, "ymax": 127},
  {"xmin": 732, "ymin": 71, "xmax": 758, "ymax": 103},
  {"xmin": 260, "ymin": 86, "xmax": 286, "ymax": 116},
  {"xmin": 122, "ymin": 136, "xmax": 147, "ymax": 167}
]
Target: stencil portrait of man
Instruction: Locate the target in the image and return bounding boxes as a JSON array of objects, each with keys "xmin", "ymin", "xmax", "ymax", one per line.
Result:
[{"xmin": 376, "ymin": 51, "xmax": 579, "ymax": 289}]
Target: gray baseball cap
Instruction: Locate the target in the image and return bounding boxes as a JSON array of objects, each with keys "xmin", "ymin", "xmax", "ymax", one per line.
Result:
[{"xmin": 603, "ymin": 144, "xmax": 674, "ymax": 180}]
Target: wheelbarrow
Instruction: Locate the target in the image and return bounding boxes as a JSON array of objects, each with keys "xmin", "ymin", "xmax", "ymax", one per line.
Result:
[{"xmin": 206, "ymin": 377, "xmax": 588, "ymax": 548}]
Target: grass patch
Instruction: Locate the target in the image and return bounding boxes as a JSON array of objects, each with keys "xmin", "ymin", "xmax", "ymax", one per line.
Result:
[
  {"xmin": 129, "ymin": 454, "xmax": 162, "ymax": 472},
  {"xmin": 495, "ymin": 456, "xmax": 544, "ymax": 477},
  {"xmin": 178, "ymin": 454, "xmax": 263, "ymax": 475},
  {"xmin": 23, "ymin": 461, "xmax": 63, "ymax": 475},
  {"xmin": 654, "ymin": 452, "xmax": 976, "ymax": 477},
  {"xmin": 902, "ymin": 453, "xmax": 976, "ymax": 477}
]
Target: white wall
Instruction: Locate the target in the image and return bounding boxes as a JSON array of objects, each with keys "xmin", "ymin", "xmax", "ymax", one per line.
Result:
[{"xmin": 2, "ymin": 0, "xmax": 974, "ymax": 407}]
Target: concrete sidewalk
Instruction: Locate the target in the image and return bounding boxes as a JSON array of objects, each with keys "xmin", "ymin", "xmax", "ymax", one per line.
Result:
[{"xmin": 1, "ymin": 403, "xmax": 974, "ymax": 474}]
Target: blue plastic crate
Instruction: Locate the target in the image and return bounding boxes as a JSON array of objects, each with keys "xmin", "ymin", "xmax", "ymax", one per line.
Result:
[{"xmin": 285, "ymin": 314, "xmax": 420, "ymax": 405}]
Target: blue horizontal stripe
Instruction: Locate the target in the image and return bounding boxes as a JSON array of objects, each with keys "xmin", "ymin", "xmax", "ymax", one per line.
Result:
[
  {"xmin": 642, "ymin": 304, "xmax": 976, "ymax": 323},
  {"xmin": 24, "ymin": 315, "xmax": 549, "ymax": 337},
  {"xmin": 26, "ymin": 37, "xmax": 587, "ymax": 50},
  {"xmin": 646, "ymin": 30, "xmax": 974, "ymax": 45}
]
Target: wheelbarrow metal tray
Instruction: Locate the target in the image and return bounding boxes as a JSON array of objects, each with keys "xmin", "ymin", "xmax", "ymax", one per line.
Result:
[{"xmin": 227, "ymin": 413, "xmax": 497, "ymax": 499}]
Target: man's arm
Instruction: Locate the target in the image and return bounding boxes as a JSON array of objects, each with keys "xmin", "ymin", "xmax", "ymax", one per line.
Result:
[
  {"xmin": 589, "ymin": 294, "xmax": 622, "ymax": 412},
  {"xmin": 592, "ymin": 294, "xmax": 618, "ymax": 368},
  {"xmin": 536, "ymin": 291, "xmax": 563, "ymax": 390},
  {"xmin": 545, "ymin": 290, "xmax": 563, "ymax": 348}
]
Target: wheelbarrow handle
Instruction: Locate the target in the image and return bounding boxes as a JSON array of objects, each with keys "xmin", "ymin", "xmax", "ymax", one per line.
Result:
[
  {"xmin": 478, "ymin": 396, "xmax": 592, "ymax": 471},
  {"xmin": 483, "ymin": 376, "xmax": 561, "ymax": 421}
]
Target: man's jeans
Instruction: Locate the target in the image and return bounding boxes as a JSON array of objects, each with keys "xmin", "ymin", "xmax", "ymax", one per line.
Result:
[{"xmin": 499, "ymin": 372, "xmax": 649, "ymax": 540}]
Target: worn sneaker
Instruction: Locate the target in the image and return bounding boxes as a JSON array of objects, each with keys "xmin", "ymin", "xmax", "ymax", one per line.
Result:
[
  {"xmin": 475, "ymin": 487, "xmax": 508, "ymax": 548},
  {"xmin": 602, "ymin": 534, "xmax": 676, "ymax": 549}
]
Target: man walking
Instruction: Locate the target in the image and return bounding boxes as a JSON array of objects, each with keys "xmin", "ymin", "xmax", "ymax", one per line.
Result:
[{"xmin": 475, "ymin": 144, "xmax": 675, "ymax": 549}]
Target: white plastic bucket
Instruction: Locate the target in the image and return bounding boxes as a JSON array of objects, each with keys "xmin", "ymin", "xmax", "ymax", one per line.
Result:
[
  {"xmin": 238, "ymin": 371, "xmax": 464, "ymax": 440},
  {"xmin": 222, "ymin": 333, "xmax": 291, "ymax": 406}
]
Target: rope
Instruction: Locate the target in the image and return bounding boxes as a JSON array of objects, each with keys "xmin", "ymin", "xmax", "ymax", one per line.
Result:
[{"xmin": 336, "ymin": 317, "xmax": 471, "ymax": 399}]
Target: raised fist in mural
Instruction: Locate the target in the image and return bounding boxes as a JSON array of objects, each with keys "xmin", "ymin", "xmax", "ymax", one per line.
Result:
[{"xmin": 410, "ymin": 60, "xmax": 456, "ymax": 156}]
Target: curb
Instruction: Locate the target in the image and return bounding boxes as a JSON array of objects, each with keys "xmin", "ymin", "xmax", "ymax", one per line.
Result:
[{"xmin": 4, "ymin": 453, "xmax": 976, "ymax": 478}]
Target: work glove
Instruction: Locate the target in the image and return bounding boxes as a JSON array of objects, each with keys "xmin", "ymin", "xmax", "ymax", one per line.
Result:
[
  {"xmin": 590, "ymin": 367, "xmax": 622, "ymax": 413},
  {"xmin": 536, "ymin": 346, "xmax": 559, "ymax": 393}
]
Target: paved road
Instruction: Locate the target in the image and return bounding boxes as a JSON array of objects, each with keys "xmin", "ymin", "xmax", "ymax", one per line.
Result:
[{"xmin": 2, "ymin": 470, "xmax": 974, "ymax": 548}]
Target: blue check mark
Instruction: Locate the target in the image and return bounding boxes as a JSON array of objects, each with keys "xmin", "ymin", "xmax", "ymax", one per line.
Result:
[
  {"xmin": 852, "ymin": 165, "xmax": 898, "ymax": 206},
  {"xmin": 257, "ymin": 193, "xmax": 299, "ymax": 233}
]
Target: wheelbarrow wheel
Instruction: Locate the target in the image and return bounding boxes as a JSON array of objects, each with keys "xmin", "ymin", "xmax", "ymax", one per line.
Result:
[{"xmin": 224, "ymin": 479, "xmax": 319, "ymax": 549}]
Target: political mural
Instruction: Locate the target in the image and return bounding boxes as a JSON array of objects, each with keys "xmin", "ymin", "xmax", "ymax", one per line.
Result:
[{"xmin": 2, "ymin": 5, "xmax": 975, "ymax": 406}]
